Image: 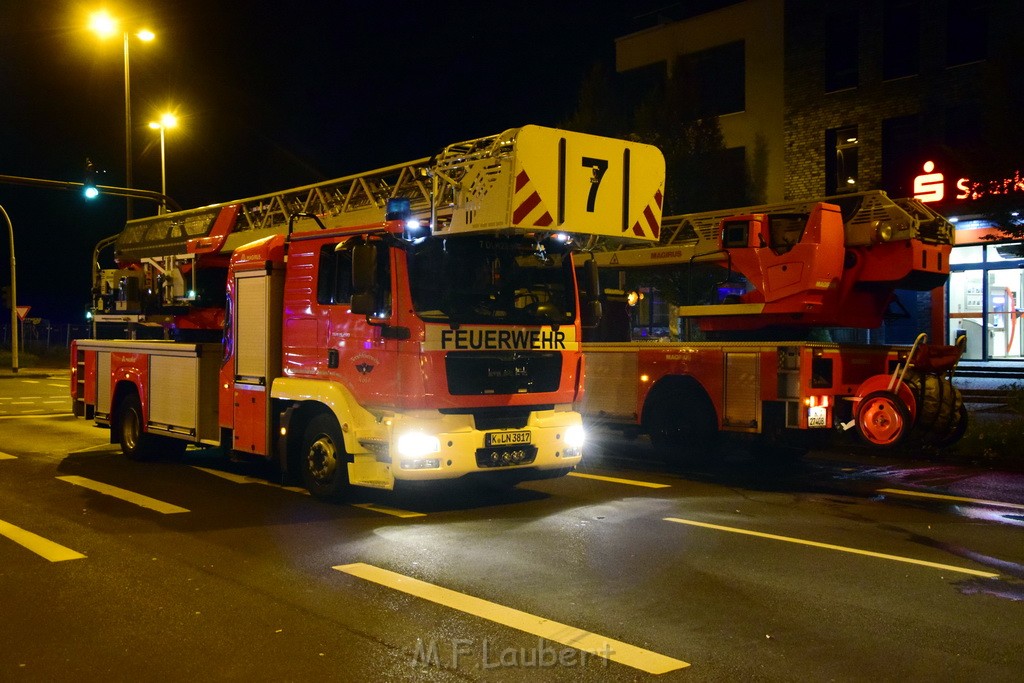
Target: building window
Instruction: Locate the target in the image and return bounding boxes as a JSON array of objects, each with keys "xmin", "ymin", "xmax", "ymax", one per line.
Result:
[
  {"xmin": 883, "ymin": 1, "xmax": 920, "ymax": 80},
  {"xmin": 825, "ymin": 7, "xmax": 859, "ymax": 92},
  {"xmin": 947, "ymin": 0, "xmax": 988, "ymax": 66},
  {"xmin": 674, "ymin": 41, "xmax": 745, "ymax": 117},
  {"xmin": 826, "ymin": 126, "xmax": 859, "ymax": 195},
  {"xmin": 945, "ymin": 102, "xmax": 984, "ymax": 150},
  {"xmin": 880, "ymin": 0, "xmax": 921, "ymax": 80},
  {"xmin": 882, "ymin": 115, "xmax": 921, "ymax": 197}
]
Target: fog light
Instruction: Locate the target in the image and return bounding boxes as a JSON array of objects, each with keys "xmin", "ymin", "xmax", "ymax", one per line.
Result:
[{"xmin": 400, "ymin": 458, "xmax": 441, "ymax": 470}]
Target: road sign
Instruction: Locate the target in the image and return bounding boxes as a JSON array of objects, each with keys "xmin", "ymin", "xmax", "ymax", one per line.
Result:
[{"xmin": 15, "ymin": 305, "xmax": 30, "ymax": 321}]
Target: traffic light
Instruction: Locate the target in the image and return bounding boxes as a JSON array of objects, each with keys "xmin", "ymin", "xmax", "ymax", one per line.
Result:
[
  {"xmin": 1, "ymin": 285, "xmax": 10, "ymax": 310},
  {"xmin": 83, "ymin": 158, "xmax": 99, "ymax": 199}
]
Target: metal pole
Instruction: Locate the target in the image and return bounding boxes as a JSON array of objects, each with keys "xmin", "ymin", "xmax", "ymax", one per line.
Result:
[
  {"xmin": 1, "ymin": 204, "xmax": 18, "ymax": 373},
  {"xmin": 159, "ymin": 125, "xmax": 167, "ymax": 215},
  {"xmin": 0, "ymin": 175, "xmax": 181, "ymax": 212},
  {"xmin": 124, "ymin": 31, "xmax": 133, "ymax": 220}
]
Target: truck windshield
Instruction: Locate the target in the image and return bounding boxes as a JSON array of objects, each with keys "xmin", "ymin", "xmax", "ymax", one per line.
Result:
[{"xmin": 407, "ymin": 235, "xmax": 577, "ymax": 326}]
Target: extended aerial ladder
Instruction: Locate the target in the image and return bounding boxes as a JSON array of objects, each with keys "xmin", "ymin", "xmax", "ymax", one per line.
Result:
[
  {"xmin": 94, "ymin": 126, "xmax": 661, "ymax": 329},
  {"xmin": 591, "ymin": 190, "xmax": 953, "ymax": 257},
  {"xmin": 583, "ymin": 190, "xmax": 954, "ymax": 332}
]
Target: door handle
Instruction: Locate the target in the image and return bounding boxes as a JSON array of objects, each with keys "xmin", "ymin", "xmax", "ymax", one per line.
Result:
[{"xmin": 327, "ymin": 349, "xmax": 339, "ymax": 368}]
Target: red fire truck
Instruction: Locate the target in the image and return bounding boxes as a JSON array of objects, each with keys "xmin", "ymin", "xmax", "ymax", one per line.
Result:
[
  {"xmin": 578, "ymin": 191, "xmax": 966, "ymax": 453},
  {"xmin": 71, "ymin": 126, "xmax": 665, "ymax": 499}
]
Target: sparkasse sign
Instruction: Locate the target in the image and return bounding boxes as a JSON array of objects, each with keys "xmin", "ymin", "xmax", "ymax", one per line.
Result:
[{"xmin": 913, "ymin": 161, "xmax": 1024, "ymax": 204}]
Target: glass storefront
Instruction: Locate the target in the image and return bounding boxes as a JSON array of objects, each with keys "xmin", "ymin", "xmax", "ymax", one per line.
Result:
[{"xmin": 948, "ymin": 242, "xmax": 1024, "ymax": 360}]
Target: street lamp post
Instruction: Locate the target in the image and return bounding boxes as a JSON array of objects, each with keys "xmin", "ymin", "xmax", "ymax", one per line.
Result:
[
  {"xmin": 148, "ymin": 114, "xmax": 177, "ymax": 215},
  {"xmin": 1, "ymin": 204, "xmax": 17, "ymax": 373},
  {"xmin": 89, "ymin": 11, "xmax": 154, "ymax": 220}
]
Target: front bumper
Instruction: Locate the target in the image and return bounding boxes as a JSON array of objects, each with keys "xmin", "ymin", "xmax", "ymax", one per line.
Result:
[{"xmin": 378, "ymin": 406, "xmax": 583, "ymax": 482}]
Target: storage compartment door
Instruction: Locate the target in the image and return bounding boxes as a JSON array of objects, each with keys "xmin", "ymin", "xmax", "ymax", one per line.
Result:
[{"xmin": 723, "ymin": 352, "xmax": 760, "ymax": 432}]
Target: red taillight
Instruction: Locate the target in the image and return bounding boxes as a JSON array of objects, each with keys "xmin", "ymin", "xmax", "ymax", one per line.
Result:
[{"xmin": 807, "ymin": 395, "xmax": 831, "ymax": 409}]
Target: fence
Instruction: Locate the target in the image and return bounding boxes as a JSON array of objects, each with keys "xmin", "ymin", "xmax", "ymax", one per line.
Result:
[{"xmin": 0, "ymin": 321, "xmax": 92, "ymax": 355}]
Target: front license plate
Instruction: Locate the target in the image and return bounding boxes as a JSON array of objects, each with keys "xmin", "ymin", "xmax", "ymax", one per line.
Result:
[
  {"xmin": 486, "ymin": 430, "xmax": 532, "ymax": 447},
  {"xmin": 808, "ymin": 406, "xmax": 827, "ymax": 428}
]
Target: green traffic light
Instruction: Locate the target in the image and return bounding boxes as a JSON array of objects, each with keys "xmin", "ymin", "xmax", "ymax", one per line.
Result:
[{"xmin": 84, "ymin": 157, "xmax": 99, "ymax": 199}]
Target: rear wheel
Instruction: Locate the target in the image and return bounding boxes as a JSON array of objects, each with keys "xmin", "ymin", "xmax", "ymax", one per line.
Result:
[
  {"xmin": 856, "ymin": 391, "xmax": 911, "ymax": 447},
  {"xmin": 300, "ymin": 412, "xmax": 350, "ymax": 502},
  {"xmin": 644, "ymin": 379, "xmax": 719, "ymax": 462},
  {"xmin": 116, "ymin": 393, "xmax": 186, "ymax": 460}
]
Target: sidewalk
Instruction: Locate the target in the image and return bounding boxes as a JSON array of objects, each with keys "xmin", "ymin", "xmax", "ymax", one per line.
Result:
[{"xmin": 0, "ymin": 365, "xmax": 69, "ymax": 380}]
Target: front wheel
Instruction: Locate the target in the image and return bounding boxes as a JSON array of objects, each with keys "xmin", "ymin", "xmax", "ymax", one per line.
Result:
[
  {"xmin": 300, "ymin": 413, "xmax": 351, "ymax": 502},
  {"xmin": 856, "ymin": 391, "xmax": 912, "ymax": 447}
]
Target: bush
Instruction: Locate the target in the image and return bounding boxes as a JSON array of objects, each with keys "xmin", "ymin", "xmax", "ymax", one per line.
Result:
[{"xmin": 945, "ymin": 412, "xmax": 1024, "ymax": 465}]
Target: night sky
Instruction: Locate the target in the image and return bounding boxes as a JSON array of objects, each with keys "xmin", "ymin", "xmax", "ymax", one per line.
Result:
[{"xmin": 1, "ymin": 0, "xmax": 674, "ymax": 324}]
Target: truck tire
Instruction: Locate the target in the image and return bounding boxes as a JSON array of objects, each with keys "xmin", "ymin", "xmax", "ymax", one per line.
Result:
[
  {"xmin": 855, "ymin": 390, "xmax": 911, "ymax": 447},
  {"xmin": 644, "ymin": 378, "xmax": 718, "ymax": 462},
  {"xmin": 115, "ymin": 393, "xmax": 188, "ymax": 461},
  {"xmin": 300, "ymin": 412, "xmax": 350, "ymax": 502},
  {"xmin": 903, "ymin": 372, "xmax": 967, "ymax": 448},
  {"xmin": 931, "ymin": 402, "xmax": 969, "ymax": 449}
]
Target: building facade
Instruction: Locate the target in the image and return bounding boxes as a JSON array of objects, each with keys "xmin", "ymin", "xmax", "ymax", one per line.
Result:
[{"xmin": 616, "ymin": 0, "xmax": 1024, "ymax": 361}]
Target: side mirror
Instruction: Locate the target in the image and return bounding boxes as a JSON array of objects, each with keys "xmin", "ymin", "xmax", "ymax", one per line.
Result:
[
  {"xmin": 580, "ymin": 258, "xmax": 603, "ymax": 328},
  {"xmin": 581, "ymin": 299, "xmax": 603, "ymax": 327},
  {"xmin": 350, "ymin": 292, "xmax": 375, "ymax": 316},
  {"xmin": 351, "ymin": 243, "xmax": 378, "ymax": 293}
]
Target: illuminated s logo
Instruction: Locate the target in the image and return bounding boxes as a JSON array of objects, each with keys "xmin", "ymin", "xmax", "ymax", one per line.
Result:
[{"xmin": 913, "ymin": 161, "xmax": 945, "ymax": 203}]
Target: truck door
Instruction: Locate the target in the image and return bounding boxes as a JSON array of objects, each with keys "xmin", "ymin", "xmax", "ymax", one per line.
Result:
[
  {"xmin": 319, "ymin": 238, "xmax": 400, "ymax": 408},
  {"xmin": 231, "ymin": 267, "xmax": 283, "ymax": 455}
]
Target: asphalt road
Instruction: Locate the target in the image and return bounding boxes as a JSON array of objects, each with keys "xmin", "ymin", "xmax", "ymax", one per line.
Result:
[{"xmin": 1, "ymin": 377, "xmax": 1022, "ymax": 680}]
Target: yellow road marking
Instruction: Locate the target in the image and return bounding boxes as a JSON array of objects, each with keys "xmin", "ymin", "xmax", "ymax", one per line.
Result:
[
  {"xmin": 56, "ymin": 475, "xmax": 190, "ymax": 514},
  {"xmin": 334, "ymin": 562, "xmax": 689, "ymax": 674},
  {"xmin": 69, "ymin": 443, "xmax": 121, "ymax": 454},
  {"xmin": 350, "ymin": 503, "xmax": 426, "ymax": 518},
  {"xmin": 0, "ymin": 519, "xmax": 86, "ymax": 562},
  {"xmin": 664, "ymin": 517, "xmax": 999, "ymax": 578},
  {"xmin": 568, "ymin": 472, "xmax": 670, "ymax": 489},
  {"xmin": 0, "ymin": 451, "xmax": 16, "ymax": 460},
  {"xmin": 878, "ymin": 488, "xmax": 1024, "ymax": 511}
]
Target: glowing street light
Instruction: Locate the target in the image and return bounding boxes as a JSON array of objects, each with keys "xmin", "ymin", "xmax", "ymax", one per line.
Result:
[
  {"xmin": 148, "ymin": 113, "xmax": 177, "ymax": 214},
  {"xmin": 88, "ymin": 10, "xmax": 155, "ymax": 219}
]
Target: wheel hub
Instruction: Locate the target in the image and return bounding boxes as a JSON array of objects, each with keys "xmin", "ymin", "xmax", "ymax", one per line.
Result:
[{"xmin": 307, "ymin": 436, "xmax": 337, "ymax": 483}]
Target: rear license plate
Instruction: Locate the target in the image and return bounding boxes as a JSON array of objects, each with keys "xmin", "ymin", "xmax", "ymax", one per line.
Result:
[
  {"xmin": 486, "ymin": 430, "xmax": 531, "ymax": 447},
  {"xmin": 808, "ymin": 406, "xmax": 827, "ymax": 428}
]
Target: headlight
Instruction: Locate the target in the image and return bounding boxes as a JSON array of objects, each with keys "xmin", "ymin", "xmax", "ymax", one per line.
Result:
[
  {"xmin": 564, "ymin": 425, "xmax": 585, "ymax": 450},
  {"xmin": 396, "ymin": 432, "xmax": 440, "ymax": 459},
  {"xmin": 877, "ymin": 223, "xmax": 893, "ymax": 242}
]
